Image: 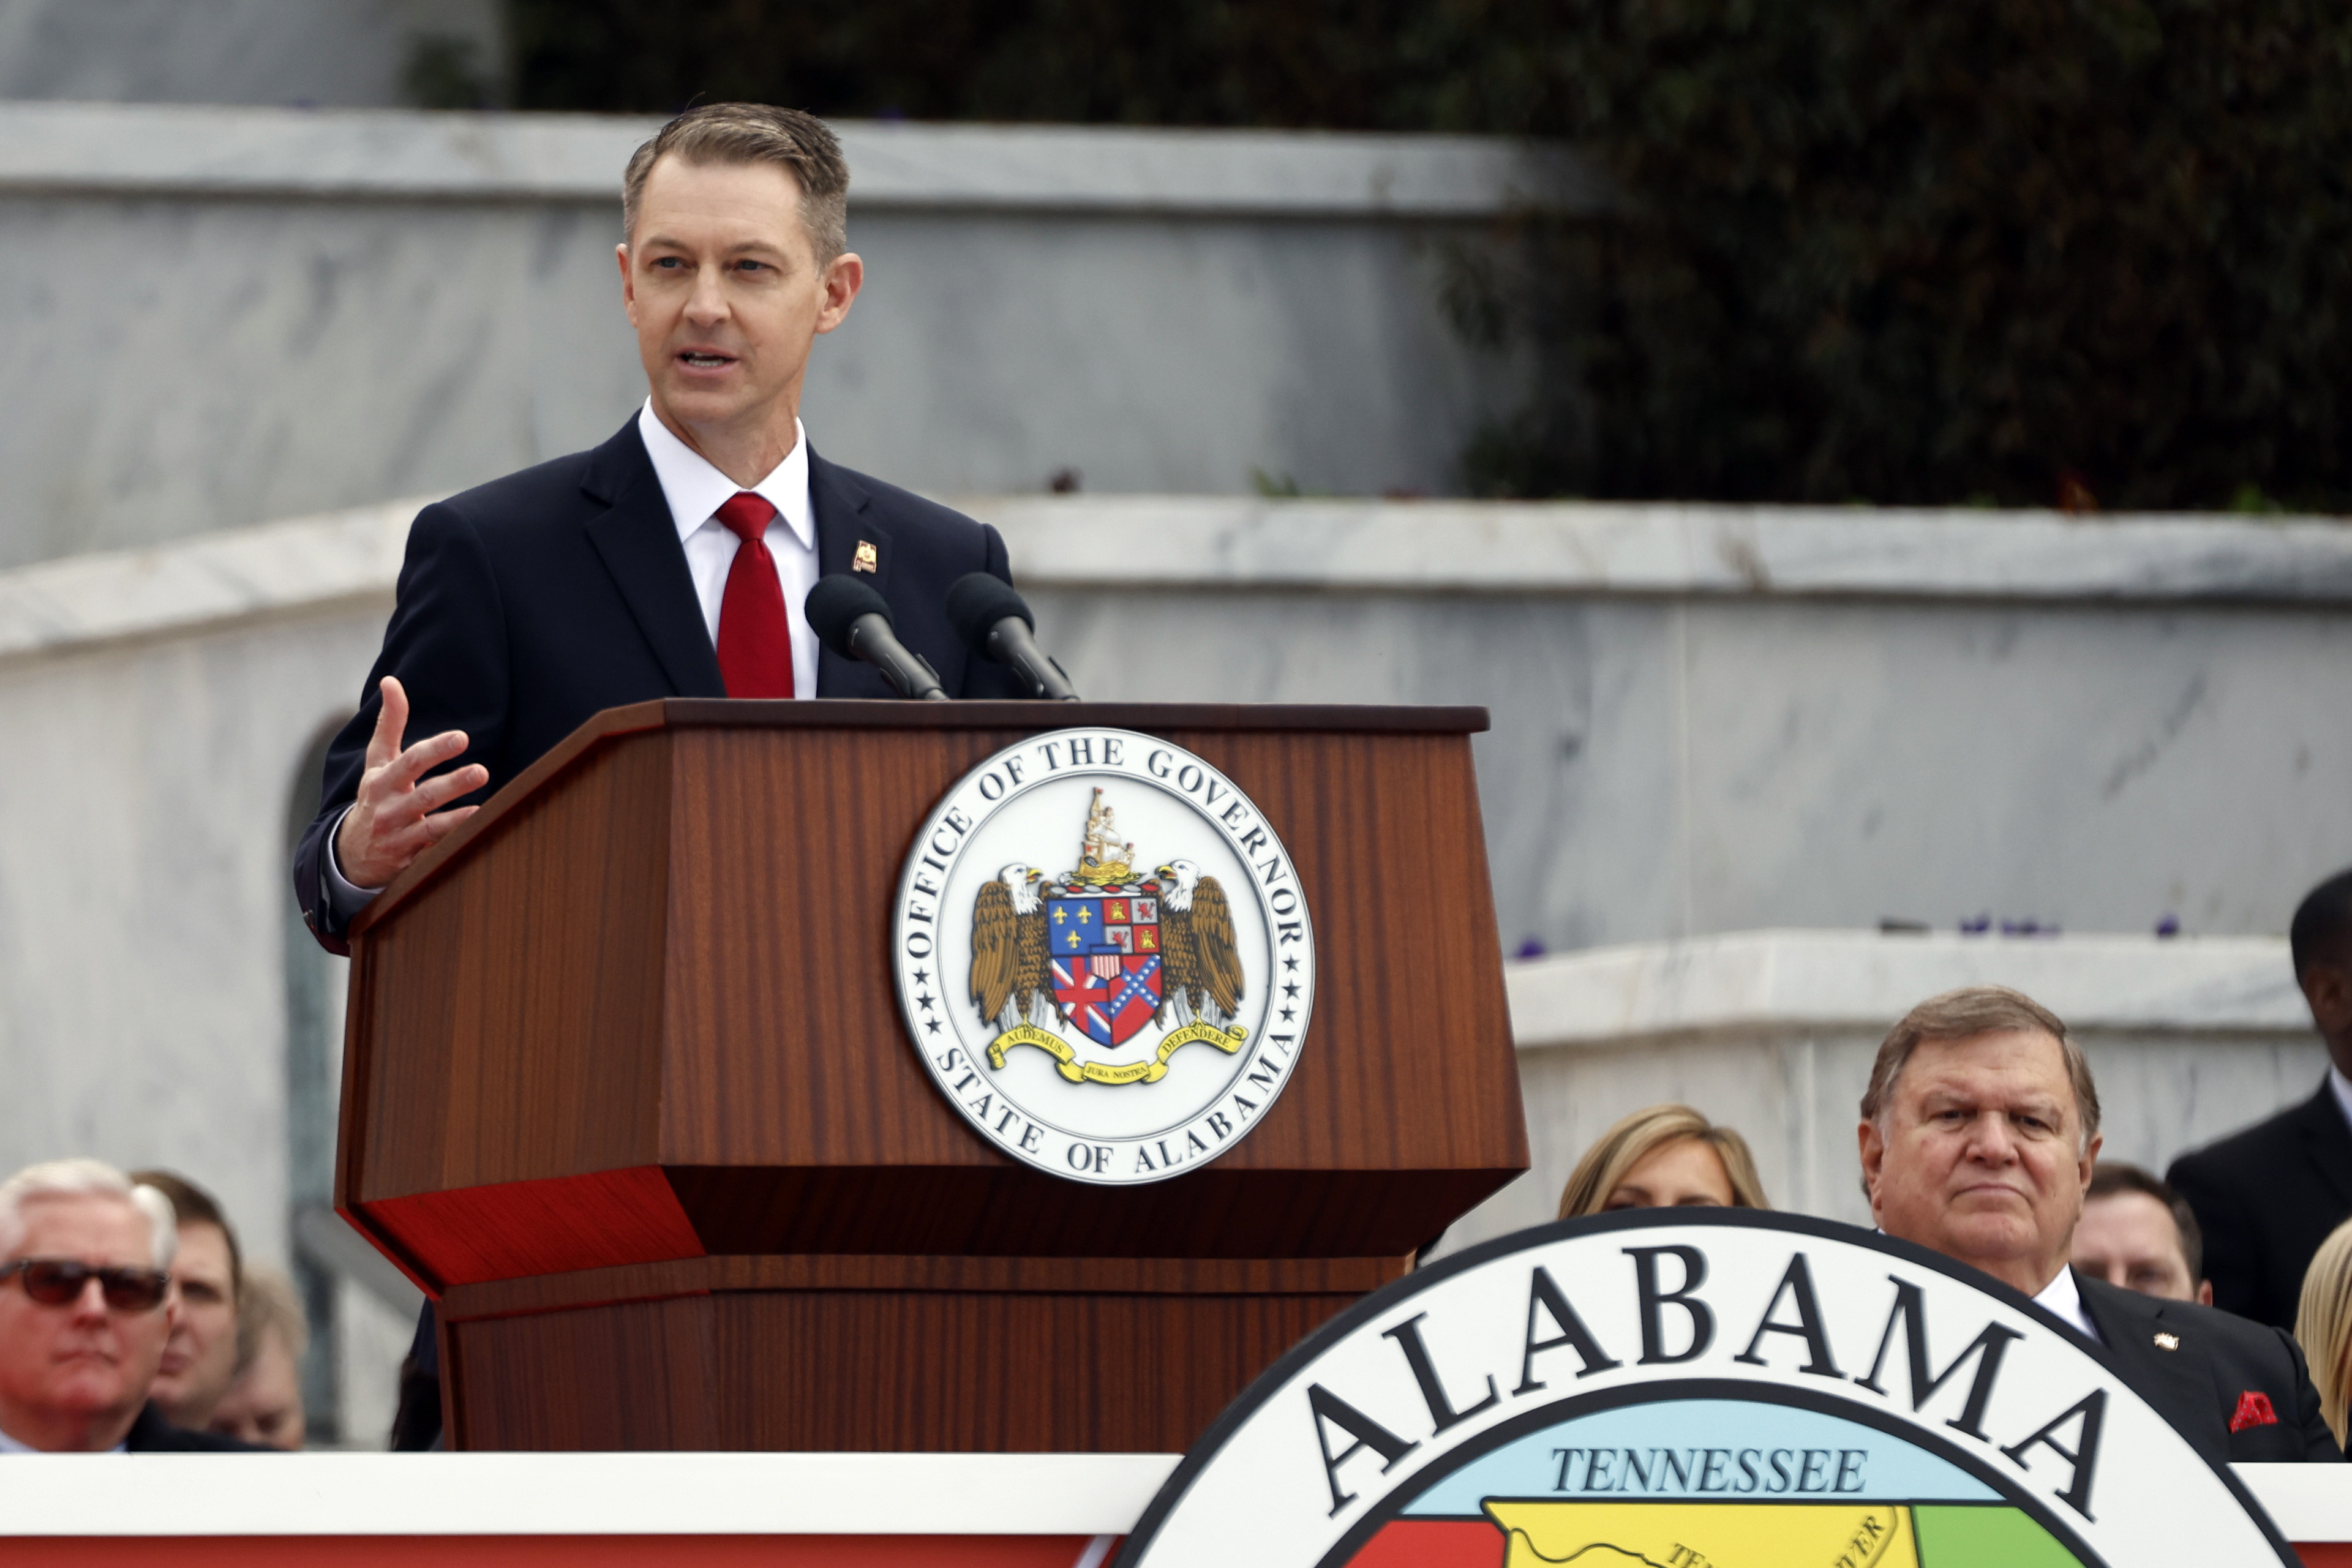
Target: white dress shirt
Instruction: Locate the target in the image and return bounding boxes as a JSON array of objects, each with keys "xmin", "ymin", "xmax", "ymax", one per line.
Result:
[
  {"xmin": 324, "ymin": 403, "xmax": 819, "ymax": 915},
  {"xmin": 636, "ymin": 399, "xmax": 821, "ymax": 698},
  {"xmin": 2328, "ymin": 1063, "xmax": 2352, "ymax": 1136},
  {"xmin": 2036, "ymin": 1266, "xmax": 2103, "ymax": 1343},
  {"xmin": 1871, "ymin": 1224, "xmax": 2104, "ymax": 1344}
]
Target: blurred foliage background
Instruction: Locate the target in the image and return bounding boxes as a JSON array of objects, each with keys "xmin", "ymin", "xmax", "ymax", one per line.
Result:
[{"xmin": 506, "ymin": 1, "xmax": 2352, "ymax": 511}]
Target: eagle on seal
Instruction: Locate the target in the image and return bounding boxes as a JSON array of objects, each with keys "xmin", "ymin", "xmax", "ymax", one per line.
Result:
[
  {"xmin": 969, "ymin": 863, "xmax": 1050, "ymax": 1029},
  {"xmin": 1154, "ymin": 859, "xmax": 1244, "ymax": 1026}
]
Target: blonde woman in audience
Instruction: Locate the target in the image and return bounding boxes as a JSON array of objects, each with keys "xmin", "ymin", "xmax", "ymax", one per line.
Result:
[
  {"xmin": 208, "ymin": 1266, "xmax": 307, "ymax": 1450},
  {"xmin": 2294, "ymin": 1218, "xmax": 2352, "ymax": 1447},
  {"xmin": 1557, "ymin": 1104, "xmax": 1770, "ymax": 1219}
]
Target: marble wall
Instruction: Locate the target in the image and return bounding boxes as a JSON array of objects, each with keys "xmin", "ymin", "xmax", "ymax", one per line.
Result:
[
  {"xmin": 1, "ymin": 497, "xmax": 2342, "ymax": 1232},
  {"xmin": 0, "ymin": 0, "xmax": 499, "ymax": 108},
  {"xmin": 1435, "ymin": 930, "xmax": 2328, "ymax": 1254},
  {"xmin": 0, "ymin": 103, "xmax": 1558, "ymax": 569},
  {"xmin": 0, "ymin": 480, "xmax": 2346, "ymax": 1435},
  {"xmin": 1021, "ymin": 591, "xmax": 2352, "ymax": 950}
]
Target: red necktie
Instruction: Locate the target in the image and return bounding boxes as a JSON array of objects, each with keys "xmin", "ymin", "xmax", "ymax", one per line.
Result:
[{"xmin": 713, "ymin": 492, "xmax": 795, "ymax": 699}]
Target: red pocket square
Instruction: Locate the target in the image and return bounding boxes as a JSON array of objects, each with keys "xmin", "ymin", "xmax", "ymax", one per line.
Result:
[{"xmin": 2229, "ymin": 1390, "xmax": 2279, "ymax": 1433}]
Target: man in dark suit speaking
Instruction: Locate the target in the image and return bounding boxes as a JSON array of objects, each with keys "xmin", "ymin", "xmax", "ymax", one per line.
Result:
[
  {"xmin": 293, "ymin": 102, "xmax": 1025, "ymax": 953},
  {"xmin": 1860, "ymin": 986, "xmax": 2340, "ymax": 1464}
]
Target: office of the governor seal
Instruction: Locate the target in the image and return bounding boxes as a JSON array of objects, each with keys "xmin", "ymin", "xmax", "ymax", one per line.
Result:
[{"xmin": 892, "ymin": 727, "xmax": 1316, "ymax": 1187}]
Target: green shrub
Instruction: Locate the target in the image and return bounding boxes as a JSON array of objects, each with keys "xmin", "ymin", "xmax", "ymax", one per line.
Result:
[
  {"xmin": 511, "ymin": 1, "xmax": 2352, "ymax": 511},
  {"xmin": 505, "ymin": 1, "xmax": 1504, "ymax": 129},
  {"xmin": 1489, "ymin": 0, "xmax": 2352, "ymax": 509}
]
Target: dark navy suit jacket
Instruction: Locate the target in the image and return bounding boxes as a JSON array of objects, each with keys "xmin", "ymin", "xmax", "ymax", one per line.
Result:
[
  {"xmin": 2169, "ymin": 1082, "xmax": 2352, "ymax": 1333},
  {"xmin": 2076, "ymin": 1270, "xmax": 2341, "ymax": 1463},
  {"xmin": 293, "ymin": 416, "xmax": 1026, "ymax": 953},
  {"xmin": 123, "ymin": 1403, "xmax": 269, "ymax": 1452}
]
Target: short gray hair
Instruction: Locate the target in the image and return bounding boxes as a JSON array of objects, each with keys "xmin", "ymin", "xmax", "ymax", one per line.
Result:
[
  {"xmin": 0, "ymin": 1158, "xmax": 178, "ymax": 1269},
  {"xmin": 621, "ymin": 102, "xmax": 850, "ymax": 262},
  {"xmin": 1860, "ymin": 985, "xmax": 2101, "ymax": 1144}
]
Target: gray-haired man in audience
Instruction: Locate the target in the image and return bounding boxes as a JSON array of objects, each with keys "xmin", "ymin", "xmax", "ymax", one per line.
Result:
[
  {"xmin": 0, "ymin": 1159, "xmax": 259, "ymax": 1452},
  {"xmin": 1860, "ymin": 987, "xmax": 2339, "ymax": 1463}
]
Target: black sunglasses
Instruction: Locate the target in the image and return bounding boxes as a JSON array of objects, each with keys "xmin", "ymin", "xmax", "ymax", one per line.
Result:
[{"xmin": 0, "ymin": 1258, "xmax": 171, "ymax": 1312}]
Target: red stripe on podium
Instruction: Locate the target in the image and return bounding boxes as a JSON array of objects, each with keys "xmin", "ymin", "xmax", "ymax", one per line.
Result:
[
  {"xmin": 361, "ymin": 1167, "xmax": 706, "ymax": 1288},
  {"xmin": 1336, "ymin": 1515, "xmax": 2352, "ymax": 1567},
  {"xmin": 28, "ymin": 1539, "xmax": 1103, "ymax": 1567},
  {"xmin": 16, "ymin": 1532, "xmax": 2346, "ymax": 1564},
  {"xmin": 1342, "ymin": 1518, "xmax": 1504, "ymax": 1568}
]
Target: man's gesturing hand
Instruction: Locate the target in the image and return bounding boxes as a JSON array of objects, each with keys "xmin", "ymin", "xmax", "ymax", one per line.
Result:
[{"xmin": 333, "ymin": 677, "xmax": 490, "ymax": 891}]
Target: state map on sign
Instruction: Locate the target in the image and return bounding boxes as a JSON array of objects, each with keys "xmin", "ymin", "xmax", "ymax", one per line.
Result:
[{"xmin": 1344, "ymin": 1399, "xmax": 2080, "ymax": 1568}]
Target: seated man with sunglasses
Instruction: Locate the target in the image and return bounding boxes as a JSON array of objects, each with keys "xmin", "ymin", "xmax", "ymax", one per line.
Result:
[{"xmin": 0, "ymin": 1159, "xmax": 263, "ymax": 1452}]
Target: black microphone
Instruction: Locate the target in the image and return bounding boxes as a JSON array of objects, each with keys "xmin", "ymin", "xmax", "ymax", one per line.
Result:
[
  {"xmin": 804, "ymin": 575, "xmax": 949, "ymax": 701},
  {"xmin": 945, "ymin": 573, "xmax": 1081, "ymax": 702}
]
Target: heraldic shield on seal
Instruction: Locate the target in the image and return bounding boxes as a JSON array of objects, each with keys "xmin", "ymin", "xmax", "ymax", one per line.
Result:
[{"xmin": 891, "ymin": 727, "xmax": 1315, "ymax": 1186}]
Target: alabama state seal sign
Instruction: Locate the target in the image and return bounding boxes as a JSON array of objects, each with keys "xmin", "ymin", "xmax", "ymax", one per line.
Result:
[{"xmin": 891, "ymin": 727, "xmax": 1315, "ymax": 1186}]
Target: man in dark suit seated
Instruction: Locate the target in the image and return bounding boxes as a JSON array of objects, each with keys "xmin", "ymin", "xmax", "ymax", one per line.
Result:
[
  {"xmin": 2169, "ymin": 867, "xmax": 2352, "ymax": 1332},
  {"xmin": 0, "ymin": 1160, "xmax": 263, "ymax": 1452},
  {"xmin": 291, "ymin": 101, "xmax": 1027, "ymax": 957},
  {"xmin": 1860, "ymin": 986, "xmax": 2341, "ymax": 1463}
]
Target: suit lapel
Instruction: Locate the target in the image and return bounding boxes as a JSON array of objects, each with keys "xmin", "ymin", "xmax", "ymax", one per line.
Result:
[
  {"xmin": 581, "ymin": 421, "xmax": 726, "ymax": 699},
  {"xmin": 2296, "ymin": 1082, "xmax": 2352, "ymax": 1210},
  {"xmin": 2075, "ymin": 1272, "xmax": 2223, "ymax": 1463},
  {"xmin": 808, "ymin": 449, "xmax": 896, "ymax": 697}
]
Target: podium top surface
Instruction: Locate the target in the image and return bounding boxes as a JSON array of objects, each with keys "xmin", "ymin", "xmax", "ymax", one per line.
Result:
[
  {"xmin": 353, "ymin": 699, "xmax": 1489, "ymax": 936},
  {"xmin": 632, "ymin": 698, "xmax": 1492, "ymax": 733}
]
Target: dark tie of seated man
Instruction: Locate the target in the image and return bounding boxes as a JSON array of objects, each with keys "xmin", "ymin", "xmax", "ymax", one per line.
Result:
[{"xmin": 1859, "ymin": 986, "xmax": 2342, "ymax": 1465}]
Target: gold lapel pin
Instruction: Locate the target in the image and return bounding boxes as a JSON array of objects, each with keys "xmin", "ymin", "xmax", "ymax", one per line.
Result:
[
  {"xmin": 2154, "ymin": 1332, "xmax": 2181, "ymax": 1351},
  {"xmin": 853, "ymin": 541, "xmax": 879, "ymax": 573}
]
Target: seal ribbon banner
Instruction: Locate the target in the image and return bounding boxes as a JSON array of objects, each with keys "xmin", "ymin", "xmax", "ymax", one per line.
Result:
[{"xmin": 988, "ymin": 1020, "xmax": 1250, "ymax": 1084}]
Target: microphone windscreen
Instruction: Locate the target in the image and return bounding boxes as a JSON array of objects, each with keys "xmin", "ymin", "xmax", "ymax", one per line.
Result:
[
  {"xmin": 804, "ymin": 574, "xmax": 893, "ymax": 656},
  {"xmin": 945, "ymin": 572, "xmax": 1032, "ymax": 651}
]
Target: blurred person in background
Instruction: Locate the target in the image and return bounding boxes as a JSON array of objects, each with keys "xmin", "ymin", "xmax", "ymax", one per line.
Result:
[
  {"xmin": 0, "ymin": 1159, "xmax": 257, "ymax": 1452},
  {"xmin": 2296, "ymin": 1218, "xmax": 2352, "ymax": 1450},
  {"xmin": 209, "ymin": 1266, "xmax": 306, "ymax": 1450},
  {"xmin": 129, "ymin": 1169, "xmax": 241, "ymax": 1431},
  {"xmin": 2171, "ymin": 866, "xmax": 2352, "ymax": 1330},
  {"xmin": 1556, "ymin": 1104, "xmax": 1769, "ymax": 1218},
  {"xmin": 2072, "ymin": 1162, "xmax": 2212, "ymax": 1304}
]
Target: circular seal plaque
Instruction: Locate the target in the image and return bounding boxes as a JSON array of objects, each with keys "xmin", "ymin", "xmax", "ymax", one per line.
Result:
[
  {"xmin": 891, "ymin": 727, "xmax": 1315, "ymax": 1186},
  {"xmin": 1116, "ymin": 1210, "xmax": 2301, "ymax": 1568}
]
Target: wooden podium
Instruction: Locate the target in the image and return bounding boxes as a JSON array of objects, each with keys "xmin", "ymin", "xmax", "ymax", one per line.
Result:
[{"xmin": 337, "ymin": 700, "xmax": 1526, "ymax": 1452}]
